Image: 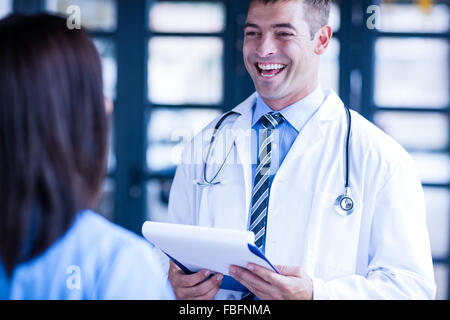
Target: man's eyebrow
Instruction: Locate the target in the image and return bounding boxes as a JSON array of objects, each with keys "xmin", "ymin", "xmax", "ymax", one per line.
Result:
[
  {"xmin": 244, "ymin": 22, "xmax": 260, "ymax": 29},
  {"xmin": 271, "ymin": 23, "xmax": 297, "ymax": 31},
  {"xmin": 244, "ymin": 22, "xmax": 297, "ymax": 32}
]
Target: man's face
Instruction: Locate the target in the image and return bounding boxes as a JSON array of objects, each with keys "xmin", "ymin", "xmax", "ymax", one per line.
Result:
[{"xmin": 243, "ymin": 0, "xmax": 323, "ymax": 108}]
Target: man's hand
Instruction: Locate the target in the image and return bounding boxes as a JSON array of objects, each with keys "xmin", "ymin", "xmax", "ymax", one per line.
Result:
[
  {"xmin": 168, "ymin": 261, "xmax": 223, "ymax": 300},
  {"xmin": 229, "ymin": 264, "xmax": 313, "ymax": 300}
]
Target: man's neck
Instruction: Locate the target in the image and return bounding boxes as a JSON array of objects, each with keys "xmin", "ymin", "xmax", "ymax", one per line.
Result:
[{"xmin": 262, "ymin": 82, "xmax": 319, "ymax": 111}]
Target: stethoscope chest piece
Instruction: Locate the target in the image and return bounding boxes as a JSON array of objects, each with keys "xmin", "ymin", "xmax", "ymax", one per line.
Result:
[{"xmin": 334, "ymin": 188, "xmax": 354, "ymax": 216}]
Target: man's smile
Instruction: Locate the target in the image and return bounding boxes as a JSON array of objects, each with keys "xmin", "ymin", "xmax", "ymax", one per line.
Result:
[{"xmin": 255, "ymin": 62, "xmax": 287, "ymax": 78}]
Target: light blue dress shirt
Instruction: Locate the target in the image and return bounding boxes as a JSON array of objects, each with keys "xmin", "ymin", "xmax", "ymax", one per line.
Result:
[
  {"xmin": 248, "ymin": 86, "xmax": 325, "ymax": 250},
  {"xmin": 251, "ymin": 85, "xmax": 325, "ymax": 186},
  {"xmin": 0, "ymin": 210, "xmax": 175, "ymax": 300}
]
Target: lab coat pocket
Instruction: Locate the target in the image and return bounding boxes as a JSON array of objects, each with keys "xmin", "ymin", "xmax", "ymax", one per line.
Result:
[
  {"xmin": 305, "ymin": 191, "xmax": 362, "ymax": 280},
  {"xmin": 201, "ymin": 163, "xmax": 248, "ymax": 230}
]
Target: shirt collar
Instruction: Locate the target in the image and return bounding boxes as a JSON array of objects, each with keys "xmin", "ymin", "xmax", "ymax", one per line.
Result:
[{"xmin": 252, "ymin": 85, "xmax": 325, "ymax": 133}]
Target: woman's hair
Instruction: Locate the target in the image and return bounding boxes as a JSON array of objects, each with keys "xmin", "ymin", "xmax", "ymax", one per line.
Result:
[{"xmin": 0, "ymin": 14, "xmax": 108, "ymax": 275}]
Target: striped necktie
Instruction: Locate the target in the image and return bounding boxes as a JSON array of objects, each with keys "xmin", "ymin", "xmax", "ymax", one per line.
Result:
[
  {"xmin": 241, "ymin": 112, "xmax": 284, "ymax": 301},
  {"xmin": 249, "ymin": 112, "xmax": 285, "ymax": 252}
]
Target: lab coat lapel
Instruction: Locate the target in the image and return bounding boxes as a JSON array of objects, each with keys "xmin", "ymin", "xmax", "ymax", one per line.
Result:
[
  {"xmin": 274, "ymin": 90, "xmax": 339, "ymax": 182},
  {"xmin": 230, "ymin": 93, "xmax": 257, "ymax": 221}
]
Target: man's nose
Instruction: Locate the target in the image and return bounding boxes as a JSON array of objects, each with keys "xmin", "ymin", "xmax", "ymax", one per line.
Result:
[{"xmin": 255, "ymin": 35, "xmax": 276, "ymax": 58}]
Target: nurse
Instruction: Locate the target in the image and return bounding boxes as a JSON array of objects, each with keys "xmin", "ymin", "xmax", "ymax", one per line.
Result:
[
  {"xmin": 167, "ymin": 0, "xmax": 436, "ymax": 300},
  {"xmin": 0, "ymin": 14, "xmax": 174, "ymax": 300}
]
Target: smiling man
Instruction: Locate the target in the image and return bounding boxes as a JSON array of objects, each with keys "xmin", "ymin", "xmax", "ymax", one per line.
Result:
[
  {"xmin": 242, "ymin": 0, "xmax": 326, "ymax": 110},
  {"xmin": 166, "ymin": 0, "xmax": 436, "ymax": 300}
]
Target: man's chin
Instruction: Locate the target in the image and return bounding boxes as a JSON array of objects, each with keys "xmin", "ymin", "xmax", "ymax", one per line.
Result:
[{"xmin": 255, "ymin": 88, "xmax": 283, "ymax": 102}]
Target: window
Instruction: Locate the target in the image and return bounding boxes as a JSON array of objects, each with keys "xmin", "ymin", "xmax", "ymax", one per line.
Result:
[
  {"xmin": 319, "ymin": 3, "xmax": 340, "ymax": 94},
  {"xmin": 147, "ymin": 108, "xmax": 221, "ymax": 171},
  {"xmin": 372, "ymin": 0, "xmax": 450, "ymax": 299},
  {"xmin": 409, "ymin": 153, "xmax": 450, "ymax": 185},
  {"xmin": 46, "ymin": 0, "xmax": 118, "ymax": 220},
  {"xmin": 379, "ymin": 2, "xmax": 449, "ymax": 33},
  {"xmin": 319, "ymin": 38, "xmax": 340, "ymax": 94},
  {"xmin": 93, "ymin": 38, "xmax": 117, "ymax": 100},
  {"xmin": 46, "ymin": 0, "xmax": 117, "ymax": 31},
  {"xmin": 148, "ymin": 37, "xmax": 223, "ymax": 105},
  {"xmin": 146, "ymin": 1, "xmax": 226, "ymax": 223},
  {"xmin": 46, "ymin": 0, "xmax": 118, "ymax": 100},
  {"xmin": 149, "ymin": 1, "xmax": 225, "ymax": 33},
  {"xmin": 374, "ymin": 38, "xmax": 448, "ymax": 108},
  {"xmin": 0, "ymin": 0, "xmax": 12, "ymax": 19},
  {"xmin": 425, "ymin": 187, "xmax": 449, "ymax": 258},
  {"xmin": 374, "ymin": 112, "xmax": 448, "ymax": 151},
  {"xmin": 328, "ymin": 2, "xmax": 341, "ymax": 32},
  {"xmin": 434, "ymin": 264, "xmax": 449, "ymax": 300}
]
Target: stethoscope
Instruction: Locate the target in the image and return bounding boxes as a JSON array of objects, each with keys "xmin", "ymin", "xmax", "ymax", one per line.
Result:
[{"xmin": 196, "ymin": 105, "xmax": 355, "ymax": 216}]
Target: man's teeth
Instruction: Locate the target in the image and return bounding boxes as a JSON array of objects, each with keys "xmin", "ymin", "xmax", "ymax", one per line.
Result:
[{"xmin": 258, "ymin": 63, "xmax": 286, "ymax": 70}]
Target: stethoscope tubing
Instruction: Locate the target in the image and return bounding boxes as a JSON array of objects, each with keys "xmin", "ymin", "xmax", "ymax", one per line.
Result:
[
  {"xmin": 200, "ymin": 111, "xmax": 238, "ymax": 186},
  {"xmin": 344, "ymin": 105, "xmax": 351, "ymax": 189},
  {"xmin": 198, "ymin": 105, "xmax": 354, "ymax": 215}
]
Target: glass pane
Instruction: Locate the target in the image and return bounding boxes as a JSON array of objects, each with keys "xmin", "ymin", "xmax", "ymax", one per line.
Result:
[
  {"xmin": 374, "ymin": 112, "xmax": 449, "ymax": 151},
  {"xmin": 146, "ymin": 179, "xmax": 171, "ymax": 222},
  {"xmin": 95, "ymin": 178, "xmax": 115, "ymax": 221},
  {"xmin": 329, "ymin": 2, "xmax": 340, "ymax": 32},
  {"xmin": 0, "ymin": 0, "xmax": 12, "ymax": 19},
  {"xmin": 434, "ymin": 263, "xmax": 448, "ymax": 300},
  {"xmin": 148, "ymin": 37, "xmax": 223, "ymax": 105},
  {"xmin": 410, "ymin": 152, "xmax": 450, "ymax": 185},
  {"xmin": 319, "ymin": 38, "xmax": 339, "ymax": 93},
  {"xmin": 149, "ymin": 1, "xmax": 225, "ymax": 33},
  {"xmin": 380, "ymin": 3, "xmax": 449, "ymax": 33},
  {"xmin": 93, "ymin": 38, "xmax": 117, "ymax": 100},
  {"xmin": 106, "ymin": 117, "xmax": 116, "ymax": 173},
  {"xmin": 424, "ymin": 187, "xmax": 449, "ymax": 257},
  {"xmin": 375, "ymin": 38, "xmax": 449, "ymax": 108},
  {"xmin": 147, "ymin": 108, "xmax": 221, "ymax": 171},
  {"xmin": 46, "ymin": 0, "xmax": 117, "ymax": 31}
]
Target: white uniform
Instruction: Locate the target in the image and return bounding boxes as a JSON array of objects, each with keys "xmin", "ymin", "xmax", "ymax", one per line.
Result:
[{"xmin": 167, "ymin": 90, "xmax": 436, "ymax": 300}]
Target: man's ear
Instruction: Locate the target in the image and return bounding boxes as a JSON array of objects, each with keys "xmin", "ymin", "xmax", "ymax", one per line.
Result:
[{"xmin": 314, "ymin": 25, "xmax": 333, "ymax": 55}]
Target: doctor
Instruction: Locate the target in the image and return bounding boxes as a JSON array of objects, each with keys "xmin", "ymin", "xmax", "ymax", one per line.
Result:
[{"xmin": 167, "ymin": 0, "xmax": 436, "ymax": 300}]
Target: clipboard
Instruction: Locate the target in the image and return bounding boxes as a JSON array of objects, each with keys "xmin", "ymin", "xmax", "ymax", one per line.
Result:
[{"xmin": 142, "ymin": 221, "xmax": 279, "ymax": 292}]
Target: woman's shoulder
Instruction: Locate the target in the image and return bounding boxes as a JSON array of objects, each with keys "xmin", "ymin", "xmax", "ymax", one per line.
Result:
[
  {"xmin": 65, "ymin": 210, "xmax": 162, "ymax": 273},
  {"xmin": 72, "ymin": 210, "xmax": 149, "ymax": 249},
  {"xmin": 8, "ymin": 210, "xmax": 173, "ymax": 299},
  {"xmin": 66, "ymin": 211, "xmax": 173, "ymax": 299}
]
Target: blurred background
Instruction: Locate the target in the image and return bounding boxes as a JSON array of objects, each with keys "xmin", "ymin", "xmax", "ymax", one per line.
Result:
[{"xmin": 0, "ymin": 0, "xmax": 448, "ymax": 299}]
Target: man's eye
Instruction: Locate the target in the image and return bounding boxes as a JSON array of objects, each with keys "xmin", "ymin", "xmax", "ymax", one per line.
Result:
[
  {"xmin": 278, "ymin": 32, "xmax": 293, "ymax": 37},
  {"xmin": 245, "ymin": 31, "xmax": 259, "ymax": 37}
]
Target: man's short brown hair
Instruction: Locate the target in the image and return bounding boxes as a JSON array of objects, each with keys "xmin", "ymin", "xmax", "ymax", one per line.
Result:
[{"xmin": 249, "ymin": 0, "xmax": 332, "ymax": 38}]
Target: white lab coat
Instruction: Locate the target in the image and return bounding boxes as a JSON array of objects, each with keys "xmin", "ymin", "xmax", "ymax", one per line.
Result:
[{"xmin": 167, "ymin": 90, "xmax": 436, "ymax": 300}]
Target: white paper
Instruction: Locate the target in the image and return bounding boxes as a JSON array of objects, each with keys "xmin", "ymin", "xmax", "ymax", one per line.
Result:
[{"xmin": 142, "ymin": 221, "xmax": 276, "ymax": 275}]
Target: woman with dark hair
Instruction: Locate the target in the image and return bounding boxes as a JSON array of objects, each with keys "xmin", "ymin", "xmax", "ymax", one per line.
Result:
[{"xmin": 0, "ymin": 14, "xmax": 174, "ymax": 299}]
